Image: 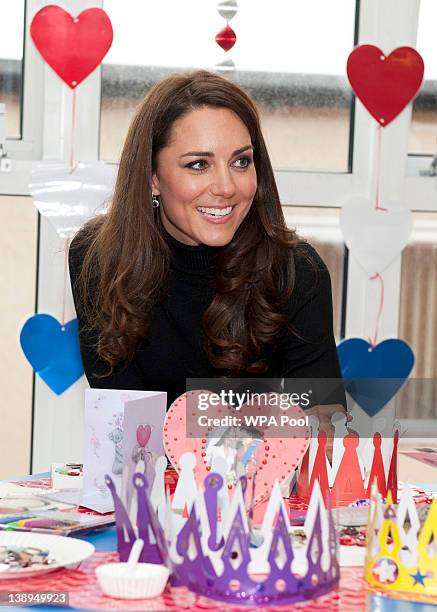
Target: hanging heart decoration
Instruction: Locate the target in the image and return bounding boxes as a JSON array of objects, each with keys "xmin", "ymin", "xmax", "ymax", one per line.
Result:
[
  {"xmin": 217, "ymin": 0, "xmax": 238, "ymax": 21},
  {"xmin": 20, "ymin": 314, "xmax": 84, "ymax": 395},
  {"xmin": 30, "ymin": 6, "xmax": 113, "ymax": 89},
  {"xmin": 340, "ymin": 196, "xmax": 412, "ymax": 275},
  {"xmin": 215, "ymin": 24, "xmax": 237, "ymax": 52},
  {"xmin": 29, "ymin": 161, "xmax": 116, "ymax": 238},
  {"xmin": 337, "ymin": 338, "xmax": 415, "ymax": 416},
  {"xmin": 347, "ymin": 45, "xmax": 424, "ymax": 126},
  {"xmin": 163, "ymin": 390, "xmax": 310, "ymax": 506}
]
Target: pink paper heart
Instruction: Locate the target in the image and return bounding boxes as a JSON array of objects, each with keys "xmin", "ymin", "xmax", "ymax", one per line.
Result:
[
  {"xmin": 164, "ymin": 390, "xmax": 310, "ymax": 506},
  {"xmin": 136, "ymin": 424, "xmax": 151, "ymax": 448}
]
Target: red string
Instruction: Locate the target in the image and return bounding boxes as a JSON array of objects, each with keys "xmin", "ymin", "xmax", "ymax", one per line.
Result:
[
  {"xmin": 368, "ymin": 272, "xmax": 384, "ymax": 348},
  {"xmin": 69, "ymin": 88, "xmax": 77, "ymax": 174},
  {"xmin": 61, "ymin": 238, "xmax": 71, "ymax": 329},
  {"xmin": 374, "ymin": 124, "xmax": 387, "ymax": 211}
]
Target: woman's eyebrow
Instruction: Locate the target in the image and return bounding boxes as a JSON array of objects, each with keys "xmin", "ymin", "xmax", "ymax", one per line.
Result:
[{"xmin": 180, "ymin": 144, "xmax": 253, "ymax": 158}]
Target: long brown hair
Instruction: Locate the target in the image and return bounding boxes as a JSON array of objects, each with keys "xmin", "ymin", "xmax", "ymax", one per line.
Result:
[{"xmin": 72, "ymin": 70, "xmax": 308, "ymax": 376}]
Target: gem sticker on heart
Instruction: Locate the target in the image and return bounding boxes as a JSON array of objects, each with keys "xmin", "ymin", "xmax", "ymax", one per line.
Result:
[{"xmin": 163, "ymin": 390, "xmax": 310, "ymax": 506}]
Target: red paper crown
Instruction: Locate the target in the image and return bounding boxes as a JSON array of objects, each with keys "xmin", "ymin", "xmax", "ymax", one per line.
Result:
[{"xmin": 297, "ymin": 430, "xmax": 399, "ymax": 507}]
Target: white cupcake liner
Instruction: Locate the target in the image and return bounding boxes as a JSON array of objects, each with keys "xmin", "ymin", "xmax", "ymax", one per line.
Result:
[{"xmin": 96, "ymin": 562, "xmax": 170, "ymax": 599}]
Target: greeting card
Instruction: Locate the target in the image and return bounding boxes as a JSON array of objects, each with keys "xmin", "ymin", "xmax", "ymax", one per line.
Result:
[{"xmin": 82, "ymin": 389, "xmax": 166, "ymax": 512}]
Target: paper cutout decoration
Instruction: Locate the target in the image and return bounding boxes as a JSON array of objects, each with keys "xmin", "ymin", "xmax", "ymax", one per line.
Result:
[
  {"xmin": 365, "ymin": 486, "xmax": 437, "ymax": 598},
  {"xmin": 215, "ymin": 24, "xmax": 237, "ymax": 52},
  {"xmin": 20, "ymin": 314, "xmax": 84, "ymax": 395},
  {"xmin": 217, "ymin": 0, "xmax": 238, "ymax": 21},
  {"xmin": 347, "ymin": 45, "xmax": 424, "ymax": 126},
  {"xmin": 107, "ymin": 469, "xmax": 340, "ymax": 606},
  {"xmin": 28, "ymin": 161, "xmax": 116, "ymax": 238},
  {"xmin": 337, "ymin": 338, "xmax": 415, "ymax": 415},
  {"xmin": 298, "ymin": 429, "xmax": 398, "ymax": 506},
  {"xmin": 163, "ymin": 391, "xmax": 310, "ymax": 507},
  {"xmin": 30, "ymin": 6, "xmax": 113, "ymax": 89},
  {"xmin": 215, "ymin": 0, "xmax": 238, "ymax": 71},
  {"xmin": 340, "ymin": 196, "xmax": 412, "ymax": 275}
]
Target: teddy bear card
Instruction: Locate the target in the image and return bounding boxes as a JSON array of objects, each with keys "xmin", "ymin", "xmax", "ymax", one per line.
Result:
[{"xmin": 82, "ymin": 389, "xmax": 166, "ymax": 513}]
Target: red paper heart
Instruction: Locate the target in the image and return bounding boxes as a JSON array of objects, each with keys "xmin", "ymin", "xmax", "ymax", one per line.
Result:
[
  {"xmin": 163, "ymin": 390, "xmax": 310, "ymax": 507},
  {"xmin": 347, "ymin": 45, "xmax": 424, "ymax": 126},
  {"xmin": 136, "ymin": 424, "xmax": 151, "ymax": 448},
  {"xmin": 30, "ymin": 6, "xmax": 113, "ymax": 89}
]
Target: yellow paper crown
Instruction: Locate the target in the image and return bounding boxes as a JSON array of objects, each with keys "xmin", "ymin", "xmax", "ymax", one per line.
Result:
[{"xmin": 365, "ymin": 485, "xmax": 437, "ymax": 602}]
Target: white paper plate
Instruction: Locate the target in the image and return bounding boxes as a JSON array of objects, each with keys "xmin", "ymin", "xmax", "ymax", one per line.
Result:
[{"xmin": 0, "ymin": 531, "xmax": 94, "ymax": 579}]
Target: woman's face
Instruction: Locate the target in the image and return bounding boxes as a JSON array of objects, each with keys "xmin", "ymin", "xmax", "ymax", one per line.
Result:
[{"xmin": 152, "ymin": 106, "xmax": 257, "ymax": 246}]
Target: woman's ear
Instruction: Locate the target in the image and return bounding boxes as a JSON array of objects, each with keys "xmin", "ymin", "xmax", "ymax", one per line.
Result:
[{"xmin": 151, "ymin": 173, "xmax": 160, "ymax": 196}]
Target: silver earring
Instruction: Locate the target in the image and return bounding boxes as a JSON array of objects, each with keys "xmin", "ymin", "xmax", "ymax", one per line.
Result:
[{"xmin": 151, "ymin": 193, "xmax": 160, "ymax": 208}]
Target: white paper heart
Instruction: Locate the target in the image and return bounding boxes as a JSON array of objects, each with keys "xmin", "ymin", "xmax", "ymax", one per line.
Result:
[
  {"xmin": 339, "ymin": 196, "xmax": 412, "ymax": 275},
  {"xmin": 29, "ymin": 161, "xmax": 116, "ymax": 238}
]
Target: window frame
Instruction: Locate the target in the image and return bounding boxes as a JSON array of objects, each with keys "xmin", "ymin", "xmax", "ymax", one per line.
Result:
[{"xmin": 2, "ymin": 1, "xmax": 44, "ymax": 160}]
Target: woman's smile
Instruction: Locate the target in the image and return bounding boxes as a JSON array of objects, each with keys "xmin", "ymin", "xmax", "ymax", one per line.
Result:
[{"xmin": 196, "ymin": 204, "xmax": 235, "ymax": 222}]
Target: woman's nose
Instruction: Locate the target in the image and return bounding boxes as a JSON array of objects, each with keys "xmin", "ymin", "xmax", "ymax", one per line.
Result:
[{"xmin": 209, "ymin": 165, "xmax": 236, "ymax": 198}]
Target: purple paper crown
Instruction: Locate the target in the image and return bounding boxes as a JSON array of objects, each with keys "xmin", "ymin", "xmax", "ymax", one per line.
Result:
[{"xmin": 105, "ymin": 472, "xmax": 339, "ymax": 606}]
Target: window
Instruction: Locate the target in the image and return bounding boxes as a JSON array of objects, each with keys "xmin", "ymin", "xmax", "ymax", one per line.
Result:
[
  {"xmin": 99, "ymin": 0, "xmax": 357, "ymax": 171},
  {"xmin": 0, "ymin": 0, "xmax": 25, "ymax": 139},
  {"xmin": 409, "ymin": 0, "xmax": 437, "ymax": 158}
]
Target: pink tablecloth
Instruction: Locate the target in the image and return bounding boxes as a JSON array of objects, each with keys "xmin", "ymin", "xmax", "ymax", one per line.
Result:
[{"xmin": 0, "ymin": 551, "xmax": 366, "ymax": 611}]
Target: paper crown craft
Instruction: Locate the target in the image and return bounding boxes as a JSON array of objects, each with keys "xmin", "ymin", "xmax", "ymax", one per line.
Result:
[
  {"xmin": 297, "ymin": 415, "xmax": 399, "ymax": 506},
  {"xmin": 365, "ymin": 484, "xmax": 437, "ymax": 601},
  {"xmin": 106, "ymin": 467, "xmax": 340, "ymax": 606}
]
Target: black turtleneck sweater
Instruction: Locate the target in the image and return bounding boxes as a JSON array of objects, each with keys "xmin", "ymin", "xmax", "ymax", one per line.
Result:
[{"xmin": 68, "ymin": 228, "xmax": 343, "ymax": 408}]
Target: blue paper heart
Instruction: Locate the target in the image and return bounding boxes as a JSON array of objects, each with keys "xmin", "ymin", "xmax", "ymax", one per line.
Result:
[
  {"xmin": 337, "ymin": 338, "xmax": 415, "ymax": 416},
  {"xmin": 20, "ymin": 314, "xmax": 84, "ymax": 395}
]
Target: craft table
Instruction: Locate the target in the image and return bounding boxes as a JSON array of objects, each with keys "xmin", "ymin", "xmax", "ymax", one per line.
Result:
[{"xmin": 2, "ymin": 474, "xmax": 436, "ymax": 611}]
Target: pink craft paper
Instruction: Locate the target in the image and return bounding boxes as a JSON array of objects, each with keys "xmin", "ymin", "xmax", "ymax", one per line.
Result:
[
  {"xmin": 401, "ymin": 450, "xmax": 437, "ymax": 469},
  {"xmin": 163, "ymin": 390, "xmax": 310, "ymax": 506}
]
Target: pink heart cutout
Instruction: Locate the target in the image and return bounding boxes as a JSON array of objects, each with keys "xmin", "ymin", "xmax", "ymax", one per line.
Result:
[
  {"xmin": 136, "ymin": 424, "xmax": 151, "ymax": 448},
  {"xmin": 164, "ymin": 390, "xmax": 310, "ymax": 506}
]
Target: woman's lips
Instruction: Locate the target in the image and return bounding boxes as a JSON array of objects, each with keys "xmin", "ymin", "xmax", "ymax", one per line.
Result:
[{"xmin": 196, "ymin": 205, "xmax": 235, "ymax": 224}]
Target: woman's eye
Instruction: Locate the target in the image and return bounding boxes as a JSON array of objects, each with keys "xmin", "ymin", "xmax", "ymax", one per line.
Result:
[
  {"xmin": 233, "ymin": 156, "xmax": 253, "ymax": 168},
  {"xmin": 186, "ymin": 159, "xmax": 208, "ymax": 171}
]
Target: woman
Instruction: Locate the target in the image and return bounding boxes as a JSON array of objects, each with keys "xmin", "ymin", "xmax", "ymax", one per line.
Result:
[{"xmin": 69, "ymin": 70, "xmax": 345, "ymax": 420}]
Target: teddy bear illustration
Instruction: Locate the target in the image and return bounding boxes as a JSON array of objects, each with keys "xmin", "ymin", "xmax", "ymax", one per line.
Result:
[{"xmin": 108, "ymin": 413, "xmax": 124, "ymax": 475}]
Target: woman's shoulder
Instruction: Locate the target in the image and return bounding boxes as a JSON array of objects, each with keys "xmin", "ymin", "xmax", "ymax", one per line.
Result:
[
  {"xmin": 69, "ymin": 218, "xmax": 101, "ymax": 275},
  {"xmin": 69, "ymin": 219, "xmax": 103, "ymax": 294},
  {"xmin": 69, "ymin": 230, "xmax": 88, "ymax": 285},
  {"xmin": 278, "ymin": 240, "xmax": 332, "ymax": 319},
  {"xmin": 292, "ymin": 241, "xmax": 330, "ymax": 289}
]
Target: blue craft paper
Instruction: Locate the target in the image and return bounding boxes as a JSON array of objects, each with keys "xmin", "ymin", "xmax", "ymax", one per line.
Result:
[
  {"xmin": 337, "ymin": 338, "xmax": 415, "ymax": 416},
  {"xmin": 20, "ymin": 314, "xmax": 84, "ymax": 395}
]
